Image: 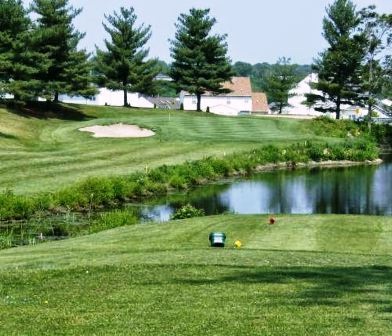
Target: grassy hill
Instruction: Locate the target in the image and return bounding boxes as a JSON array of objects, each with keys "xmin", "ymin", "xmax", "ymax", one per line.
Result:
[
  {"xmin": 0, "ymin": 104, "xmax": 337, "ymax": 194},
  {"xmin": 1, "ymin": 214, "xmax": 392, "ymax": 335}
]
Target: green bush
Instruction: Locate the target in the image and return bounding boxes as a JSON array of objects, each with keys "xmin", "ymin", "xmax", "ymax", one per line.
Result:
[
  {"xmin": 170, "ymin": 204, "xmax": 205, "ymax": 220},
  {"xmin": 90, "ymin": 210, "xmax": 138, "ymax": 233}
]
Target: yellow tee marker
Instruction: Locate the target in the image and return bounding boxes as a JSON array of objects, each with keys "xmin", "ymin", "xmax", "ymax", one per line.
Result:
[{"xmin": 234, "ymin": 240, "xmax": 242, "ymax": 249}]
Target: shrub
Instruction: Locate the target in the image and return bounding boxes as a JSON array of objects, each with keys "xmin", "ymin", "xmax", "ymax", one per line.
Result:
[
  {"xmin": 168, "ymin": 174, "xmax": 188, "ymax": 189},
  {"xmin": 170, "ymin": 204, "xmax": 205, "ymax": 220},
  {"xmin": 90, "ymin": 210, "xmax": 138, "ymax": 233}
]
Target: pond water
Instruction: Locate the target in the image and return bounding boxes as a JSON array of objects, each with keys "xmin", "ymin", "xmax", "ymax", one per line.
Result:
[{"xmin": 139, "ymin": 157, "xmax": 392, "ymax": 221}]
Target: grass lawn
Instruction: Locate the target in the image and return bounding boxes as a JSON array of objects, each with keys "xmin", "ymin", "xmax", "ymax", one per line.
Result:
[
  {"xmin": 0, "ymin": 104, "xmax": 337, "ymax": 194},
  {"xmin": 1, "ymin": 214, "xmax": 392, "ymax": 335}
]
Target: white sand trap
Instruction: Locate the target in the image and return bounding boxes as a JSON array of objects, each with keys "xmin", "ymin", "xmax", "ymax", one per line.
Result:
[{"xmin": 79, "ymin": 123, "xmax": 155, "ymax": 138}]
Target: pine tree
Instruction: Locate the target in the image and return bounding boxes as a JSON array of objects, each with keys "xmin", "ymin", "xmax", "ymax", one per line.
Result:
[
  {"xmin": 266, "ymin": 57, "xmax": 297, "ymax": 114},
  {"xmin": 0, "ymin": 0, "xmax": 42, "ymax": 101},
  {"xmin": 307, "ymin": 0, "xmax": 366, "ymax": 119},
  {"xmin": 359, "ymin": 7, "xmax": 392, "ymax": 113},
  {"xmin": 30, "ymin": 0, "xmax": 95, "ymax": 102},
  {"xmin": 95, "ymin": 7, "xmax": 158, "ymax": 107},
  {"xmin": 170, "ymin": 8, "xmax": 233, "ymax": 111}
]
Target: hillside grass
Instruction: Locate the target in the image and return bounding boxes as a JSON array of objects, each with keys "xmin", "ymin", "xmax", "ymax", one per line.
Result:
[
  {"xmin": 0, "ymin": 104, "xmax": 340, "ymax": 194},
  {"xmin": 1, "ymin": 214, "xmax": 392, "ymax": 335}
]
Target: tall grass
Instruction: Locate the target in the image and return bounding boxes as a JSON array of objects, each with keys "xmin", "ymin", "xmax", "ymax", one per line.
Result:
[
  {"xmin": 0, "ymin": 140, "xmax": 379, "ymax": 222},
  {"xmin": 0, "ymin": 209, "xmax": 138, "ymax": 249}
]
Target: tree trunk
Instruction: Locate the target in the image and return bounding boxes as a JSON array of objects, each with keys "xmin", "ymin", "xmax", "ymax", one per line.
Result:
[
  {"xmin": 336, "ymin": 96, "xmax": 341, "ymax": 120},
  {"xmin": 54, "ymin": 91, "xmax": 59, "ymax": 103},
  {"xmin": 123, "ymin": 88, "xmax": 128, "ymax": 107},
  {"xmin": 196, "ymin": 93, "xmax": 201, "ymax": 112},
  {"xmin": 279, "ymin": 101, "xmax": 283, "ymax": 114}
]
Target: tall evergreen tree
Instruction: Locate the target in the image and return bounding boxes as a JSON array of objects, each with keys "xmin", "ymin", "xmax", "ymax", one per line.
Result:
[
  {"xmin": 0, "ymin": 0, "xmax": 42, "ymax": 101},
  {"xmin": 358, "ymin": 7, "xmax": 392, "ymax": 113},
  {"xmin": 170, "ymin": 8, "xmax": 233, "ymax": 111},
  {"xmin": 95, "ymin": 7, "xmax": 158, "ymax": 107},
  {"xmin": 307, "ymin": 0, "xmax": 366, "ymax": 119},
  {"xmin": 266, "ymin": 57, "xmax": 298, "ymax": 114},
  {"xmin": 31, "ymin": 0, "xmax": 95, "ymax": 102}
]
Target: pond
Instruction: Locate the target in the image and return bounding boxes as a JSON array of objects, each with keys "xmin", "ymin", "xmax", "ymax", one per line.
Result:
[{"xmin": 140, "ymin": 157, "xmax": 392, "ymax": 221}]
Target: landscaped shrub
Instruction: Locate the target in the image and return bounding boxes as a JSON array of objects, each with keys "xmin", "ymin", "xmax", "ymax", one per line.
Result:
[{"xmin": 170, "ymin": 204, "xmax": 205, "ymax": 220}]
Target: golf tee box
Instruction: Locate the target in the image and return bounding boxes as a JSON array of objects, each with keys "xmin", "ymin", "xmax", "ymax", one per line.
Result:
[{"xmin": 209, "ymin": 232, "xmax": 226, "ymax": 247}]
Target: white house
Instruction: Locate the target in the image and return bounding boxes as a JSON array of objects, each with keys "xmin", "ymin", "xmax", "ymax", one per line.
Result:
[
  {"xmin": 59, "ymin": 88, "xmax": 154, "ymax": 108},
  {"xmin": 180, "ymin": 77, "xmax": 269, "ymax": 116},
  {"xmin": 284, "ymin": 73, "xmax": 324, "ymax": 116},
  {"xmin": 283, "ymin": 73, "xmax": 388, "ymax": 120}
]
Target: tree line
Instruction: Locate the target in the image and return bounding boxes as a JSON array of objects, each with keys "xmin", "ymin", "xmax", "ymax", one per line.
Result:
[
  {"xmin": 0, "ymin": 0, "xmax": 391, "ymax": 117},
  {"xmin": 0, "ymin": 1, "xmax": 233, "ymax": 110},
  {"xmin": 308, "ymin": 0, "xmax": 392, "ymax": 119}
]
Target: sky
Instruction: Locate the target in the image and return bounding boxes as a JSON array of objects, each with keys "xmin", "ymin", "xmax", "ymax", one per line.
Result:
[{"xmin": 23, "ymin": 0, "xmax": 392, "ymax": 65}]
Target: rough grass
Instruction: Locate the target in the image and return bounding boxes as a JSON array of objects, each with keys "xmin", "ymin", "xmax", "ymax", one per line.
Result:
[
  {"xmin": 1, "ymin": 214, "xmax": 392, "ymax": 335},
  {"xmin": 0, "ymin": 104, "xmax": 340, "ymax": 194}
]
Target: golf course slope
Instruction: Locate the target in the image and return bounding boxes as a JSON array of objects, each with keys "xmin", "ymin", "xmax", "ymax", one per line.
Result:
[
  {"xmin": 1, "ymin": 214, "xmax": 392, "ymax": 335},
  {"xmin": 0, "ymin": 105, "xmax": 338, "ymax": 194}
]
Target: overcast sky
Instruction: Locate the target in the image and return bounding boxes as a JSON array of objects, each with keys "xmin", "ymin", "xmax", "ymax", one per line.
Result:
[{"xmin": 23, "ymin": 0, "xmax": 392, "ymax": 65}]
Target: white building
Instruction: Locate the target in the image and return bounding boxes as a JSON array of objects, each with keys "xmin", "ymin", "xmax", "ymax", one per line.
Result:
[
  {"xmin": 180, "ymin": 77, "xmax": 269, "ymax": 116},
  {"xmin": 284, "ymin": 73, "xmax": 324, "ymax": 116},
  {"xmin": 283, "ymin": 73, "xmax": 383, "ymax": 120},
  {"xmin": 59, "ymin": 88, "xmax": 154, "ymax": 108}
]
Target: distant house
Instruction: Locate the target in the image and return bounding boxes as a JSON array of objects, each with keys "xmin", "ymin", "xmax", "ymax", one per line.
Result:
[
  {"xmin": 147, "ymin": 97, "xmax": 180, "ymax": 110},
  {"xmin": 180, "ymin": 77, "xmax": 269, "ymax": 116},
  {"xmin": 283, "ymin": 73, "xmax": 391, "ymax": 120},
  {"xmin": 282, "ymin": 73, "xmax": 324, "ymax": 117},
  {"xmin": 59, "ymin": 88, "xmax": 154, "ymax": 108},
  {"xmin": 154, "ymin": 73, "xmax": 173, "ymax": 82},
  {"xmin": 252, "ymin": 92, "xmax": 269, "ymax": 115}
]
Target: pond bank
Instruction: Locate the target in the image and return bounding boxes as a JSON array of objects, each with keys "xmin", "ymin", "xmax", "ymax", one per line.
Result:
[
  {"xmin": 253, "ymin": 158, "xmax": 383, "ymax": 173},
  {"xmin": 141, "ymin": 157, "xmax": 391, "ymax": 221},
  {"xmin": 0, "ymin": 140, "xmax": 380, "ymax": 222}
]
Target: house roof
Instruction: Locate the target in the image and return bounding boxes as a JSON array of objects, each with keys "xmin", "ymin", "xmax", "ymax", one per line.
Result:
[
  {"xmin": 183, "ymin": 77, "xmax": 252, "ymax": 97},
  {"xmin": 221, "ymin": 77, "xmax": 252, "ymax": 96},
  {"xmin": 252, "ymin": 92, "xmax": 269, "ymax": 112}
]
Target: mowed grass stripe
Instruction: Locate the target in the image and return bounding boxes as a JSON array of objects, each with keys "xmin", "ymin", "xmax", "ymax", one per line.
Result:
[
  {"xmin": 1, "ymin": 215, "xmax": 392, "ymax": 335},
  {"xmin": 0, "ymin": 105, "xmax": 340, "ymax": 194}
]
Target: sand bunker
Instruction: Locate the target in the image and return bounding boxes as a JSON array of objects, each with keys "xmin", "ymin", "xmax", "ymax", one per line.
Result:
[{"xmin": 79, "ymin": 123, "xmax": 155, "ymax": 138}]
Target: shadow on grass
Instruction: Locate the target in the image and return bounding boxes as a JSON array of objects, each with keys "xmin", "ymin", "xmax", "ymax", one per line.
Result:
[
  {"xmin": 0, "ymin": 131, "xmax": 18, "ymax": 140},
  {"xmin": 3, "ymin": 101, "xmax": 93, "ymax": 121},
  {"xmin": 174, "ymin": 265, "xmax": 392, "ymax": 309}
]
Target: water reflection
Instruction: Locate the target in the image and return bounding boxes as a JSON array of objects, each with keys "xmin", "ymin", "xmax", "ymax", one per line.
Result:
[{"xmin": 140, "ymin": 161, "xmax": 392, "ymax": 221}]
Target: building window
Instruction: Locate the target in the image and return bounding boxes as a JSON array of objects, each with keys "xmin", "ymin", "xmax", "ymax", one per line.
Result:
[
  {"xmin": 227, "ymin": 98, "xmax": 231, "ymax": 105},
  {"xmin": 192, "ymin": 97, "xmax": 196, "ymax": 104}
]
